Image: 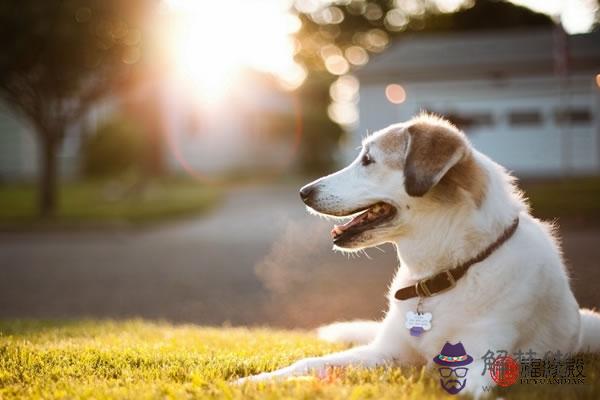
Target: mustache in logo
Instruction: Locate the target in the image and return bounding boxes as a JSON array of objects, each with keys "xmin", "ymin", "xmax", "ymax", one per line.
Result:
[{"xmin": 440, "ymin": 378, "xmax": 466, "ymax": 395}]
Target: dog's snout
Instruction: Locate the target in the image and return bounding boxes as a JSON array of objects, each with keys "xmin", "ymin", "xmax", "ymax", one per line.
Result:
[{"xmin": 299, "ymin": 184, "xmax": 317, "ymax": 204}]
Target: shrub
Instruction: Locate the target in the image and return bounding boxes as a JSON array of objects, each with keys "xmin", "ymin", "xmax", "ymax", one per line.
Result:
[{"xmin": 81, "ymin": 115, "xmax": 146, "ymax": 178}]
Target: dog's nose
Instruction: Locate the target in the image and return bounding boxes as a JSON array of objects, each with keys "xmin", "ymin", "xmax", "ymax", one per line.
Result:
[{"xmin": 299, "ymin": 185, "xmax": 316, "ymax": 204}]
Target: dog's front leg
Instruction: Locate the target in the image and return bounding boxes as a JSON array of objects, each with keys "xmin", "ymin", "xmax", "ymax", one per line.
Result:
[
  {"xmin": 236, "ymin": 344, "xmax": 389, "ymax": 384},
  {"xmin": 448, "ymin": 329, "xmax": 519, "ymax": 399}
]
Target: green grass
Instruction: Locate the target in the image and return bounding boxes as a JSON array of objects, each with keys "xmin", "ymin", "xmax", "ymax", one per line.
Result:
[
  {"xmin": 0, "ymin": 178, "xmax": 219, "ymax": 228},
  {"xmin": 0, "ymin": 320, "xmax": 599, "ymax": 399},
  {"xmin": 521, "ymin": 176, "xmax": 600, "ymax": 222}
]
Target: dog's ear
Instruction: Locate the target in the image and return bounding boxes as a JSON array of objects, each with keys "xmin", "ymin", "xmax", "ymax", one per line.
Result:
[{"xmin": 404, "ymin": 121, "xmax": 467, "ymax": 197}]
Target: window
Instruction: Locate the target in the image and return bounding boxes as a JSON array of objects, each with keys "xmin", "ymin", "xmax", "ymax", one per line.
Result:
[
  {"xmin": 554, "ymin": 108, "xmax": 592, "ymax": 125},
  {"xmin": 444, "ymin": 112, "xmax": 494, "ymax": 130},
  {"xmin": 508, "ymin": 111, "xmax": 542, "ymax": 126},
  {"xmin": 420, "ymin": 108, "xmax": 494, "ymax": 131}
]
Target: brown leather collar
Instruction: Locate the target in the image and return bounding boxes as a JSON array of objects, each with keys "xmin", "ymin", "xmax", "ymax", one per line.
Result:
[{"xmin": 394, "ymin": 217, "xmax": 520, "ymax": 301}]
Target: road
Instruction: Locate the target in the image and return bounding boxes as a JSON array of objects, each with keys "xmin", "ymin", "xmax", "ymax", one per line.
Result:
[{"xmin": 1, "ymin": 184, "xmax": 599, "ymax": 328}]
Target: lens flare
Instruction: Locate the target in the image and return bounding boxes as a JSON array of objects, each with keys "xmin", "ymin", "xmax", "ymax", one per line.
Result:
[
  {"xmin": 166, "ymin": 94, "xmax": 304, "ymax": 185},
  {"xmin": 165, "ymin": 0, "xmax": 305, "ymax": 103}
]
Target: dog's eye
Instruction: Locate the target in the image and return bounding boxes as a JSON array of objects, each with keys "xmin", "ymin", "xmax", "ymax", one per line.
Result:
[{"xmin": 361, "ymin": 153, "xmax": 374, "ymax": 166}]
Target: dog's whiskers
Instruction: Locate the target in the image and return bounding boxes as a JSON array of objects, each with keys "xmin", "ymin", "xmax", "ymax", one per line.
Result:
[{"xmin": 360, "ymin": 249, "xmax": 372, "ymax": 260}]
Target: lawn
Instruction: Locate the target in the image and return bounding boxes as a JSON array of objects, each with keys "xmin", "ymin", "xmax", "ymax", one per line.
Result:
[
  {"xmin": 0, "ymin": 320, "xmax": 598, "ymax": 399},
  {"xmin": 0, "ymin": 178, "xmax": 219, "ymax": 228},
  {"xmin": 522, "ymin": 176, "xmax": 600, "ymax": 223}
]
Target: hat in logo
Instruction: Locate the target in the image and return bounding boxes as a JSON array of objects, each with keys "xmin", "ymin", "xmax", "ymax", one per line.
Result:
[{"xmin": 433, "ymin": 342, "xmax": 473, "ymax": 367}]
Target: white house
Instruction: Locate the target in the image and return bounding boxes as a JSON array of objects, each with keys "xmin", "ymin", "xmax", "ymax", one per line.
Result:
[
  {"xmin": 351, "ymin": 28, "xmax": 600, "ymax": 177},
  {"xmin": 0, "ymin": 103, "xmax": 38, "ymax": 180}
]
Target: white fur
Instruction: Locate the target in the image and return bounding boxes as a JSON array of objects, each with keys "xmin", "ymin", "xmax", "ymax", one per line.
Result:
[
  {"xmin": 236, "ymin": 118, "xmax": 600, "ymax": 397},
  {"xmin": 317, "ymin": 320, "xmax": 380, "ymax": 345},
  {"xmin": 579, "ymin": 309, "xmax": 600, "ymax": 352}
]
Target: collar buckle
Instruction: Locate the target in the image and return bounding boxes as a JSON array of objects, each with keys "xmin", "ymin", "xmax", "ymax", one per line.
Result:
[
  {"xmin": 415, "ymin": 279, "xmax": 431, "ymax": 297},
  {"xmin": 415, "ymin": 270, "xmax": 456, "ymax": 298}
]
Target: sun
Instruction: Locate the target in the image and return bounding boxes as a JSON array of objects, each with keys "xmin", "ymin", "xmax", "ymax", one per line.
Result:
[{"xmin": 164, "ymin": 0, "xmax": 305, "ymax": 104}]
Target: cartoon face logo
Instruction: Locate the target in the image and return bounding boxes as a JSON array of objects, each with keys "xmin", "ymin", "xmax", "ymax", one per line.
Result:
[{"xmin": 433, "ymin": 342, "xmax": 473, "ymax": 395}]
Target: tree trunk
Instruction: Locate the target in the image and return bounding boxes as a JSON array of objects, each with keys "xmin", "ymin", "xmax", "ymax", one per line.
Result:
[{"xmin": 38, "ymin": 134, "xmax": 59, "ymax": 218}]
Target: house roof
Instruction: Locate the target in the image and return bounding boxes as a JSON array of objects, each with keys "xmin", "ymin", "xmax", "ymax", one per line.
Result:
[{"xmin": 357, "ymin": 28, "xmax": 600, "ymax": 83}]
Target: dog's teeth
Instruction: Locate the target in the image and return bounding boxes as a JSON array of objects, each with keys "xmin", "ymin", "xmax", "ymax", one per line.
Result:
[{"xmin": 331, "ymin": 225, "xmax": 343, "ymax": 238}]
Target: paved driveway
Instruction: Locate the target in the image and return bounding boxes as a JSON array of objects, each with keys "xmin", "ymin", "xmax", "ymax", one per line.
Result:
[{"xmin": 1, "ymin": 184, "xmax": 598, "ymax": 328}]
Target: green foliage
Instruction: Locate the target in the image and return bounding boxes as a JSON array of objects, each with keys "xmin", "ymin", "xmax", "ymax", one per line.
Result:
[
  {"xmin": 420, "ymin": 0, "xmax": 554, "ymax": 32},
  {"xmin": 0, "ymin": 320, "xmax": 599, "ymax": 399},
  {"xmin": 81, "ymin": 115, "xmax": 146, "ymax": 178},
  {"xmin": 296, "ymin": 73, "xmax": 344, "ymax": 175},
  {"xmin": 298, "ymin": 113, "xmax": 344, "ymax": 176}
]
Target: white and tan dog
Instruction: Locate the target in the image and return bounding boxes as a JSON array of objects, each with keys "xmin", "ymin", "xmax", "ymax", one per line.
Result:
[{"xmin": 238, "ymin": 114, "xmax": 600, "ymax": 396}]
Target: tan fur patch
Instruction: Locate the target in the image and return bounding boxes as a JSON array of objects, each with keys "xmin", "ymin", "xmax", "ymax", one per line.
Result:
[
  {"xmin": 438, "ymin": 151, "xmax": 488, "ymax": 207},
  {"xmin": 376, "ymin": 129, "xmax": 409, "ymax": 169},
  {"xmin": 404, "ymin": 114, "xmax": 487, "ymax": 206},
  {"xmin": 404, "ymin": 118, "xmax": 466, "ymax": 197}
]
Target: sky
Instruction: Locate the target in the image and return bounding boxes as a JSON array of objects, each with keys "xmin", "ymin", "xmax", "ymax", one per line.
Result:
[{"xmin": 507, "ymin": 0, "xmax": 597, "ymax": 33}]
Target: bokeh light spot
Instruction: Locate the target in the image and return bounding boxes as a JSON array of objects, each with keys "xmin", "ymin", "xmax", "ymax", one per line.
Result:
[
  {"xmin": 345, "ymin": 46, "xmax": 369, "ymax": 66},
  {"xmin": 294, "ymin": 0, "xmax": 322, "ymax": 14},
  {"xmin": 329, "ymin": 75, "xmax": 359, "ymax": 103},
  {"xmin": 364, "ymin": 3, "xmax": 383, "ymax": 21},
  {"xmin": 312, "ymin": 6, "xmax": 344, "ymax": 24},
  {"xmin": 328, "ymin": 74, "xmax": 359, "ymax": 128},
  {"xmin": 365, "ymin": 29, "xmax": 389, "ymax": 52},
  {"xmin": 320, "ymin": 44, "xmax": 342, "ymax": 60},
  {"xmin": 325, "ymin": 55, "xmax": 349, "ymax": 75},
  {"xmin": 385, "ymin": 84, "xmax": 406, "ymax": 104},
  {"xmin": 385, "ymin": 9, "xmax": 408, "ymax": 31},
  {"xmin": 327, "ymin": 102, "xmax": 358, "ymax": 126}
]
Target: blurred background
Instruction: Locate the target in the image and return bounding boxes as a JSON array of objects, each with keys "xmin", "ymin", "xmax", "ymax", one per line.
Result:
[{"xmin": 0, "ymin": 0, "xmax": 599, "ymax": 328}]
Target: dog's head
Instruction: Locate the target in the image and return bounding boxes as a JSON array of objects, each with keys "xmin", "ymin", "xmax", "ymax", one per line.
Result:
[{"xmin": 300, "ymin": 114, "xmax": 487, "ymax": 250}]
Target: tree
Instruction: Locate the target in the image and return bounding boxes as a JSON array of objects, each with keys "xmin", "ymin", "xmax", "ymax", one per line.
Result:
[
  {"xmin": 0, "ymin": 0, "xmax": 155, "ymax": 217},
  {"xmin": 294, "ymin": 0, "xmax": 553, "ymax": 73}
]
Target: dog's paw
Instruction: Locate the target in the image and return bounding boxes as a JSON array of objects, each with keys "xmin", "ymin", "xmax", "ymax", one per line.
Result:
[{"xmin": 233, "ymin": 371, "xmax": 276, "ymax": 385}]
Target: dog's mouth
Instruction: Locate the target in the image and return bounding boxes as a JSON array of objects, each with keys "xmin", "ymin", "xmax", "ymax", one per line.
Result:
[{"xmin": 330, "ymin": 202, "xmax": 397, "ymax": 245}]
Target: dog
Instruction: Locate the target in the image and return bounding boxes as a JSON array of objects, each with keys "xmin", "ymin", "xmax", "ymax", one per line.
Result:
[{"xmin": 237, "ymin": 113, "xmax": 600, "ymax": 396}]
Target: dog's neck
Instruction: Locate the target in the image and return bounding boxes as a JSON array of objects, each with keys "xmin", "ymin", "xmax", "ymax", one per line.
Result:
[{"xmin": 393, "ymin": 156, "xmax": 524, "ymax": 280}]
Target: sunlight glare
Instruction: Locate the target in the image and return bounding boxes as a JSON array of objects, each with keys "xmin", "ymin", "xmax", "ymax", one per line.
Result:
[{"xmin": 165, "ymin": 0, "xmax": 305, "ymax": 104}]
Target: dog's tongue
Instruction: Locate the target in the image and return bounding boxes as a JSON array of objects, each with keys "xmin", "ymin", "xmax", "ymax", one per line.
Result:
[
  {"xmin": 331, "ymin": 211, "xmax": 369, "ymax": 238},
  {"xmin": 330, "ymin": 204, "xmax": 393, "ymax": 239}
]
